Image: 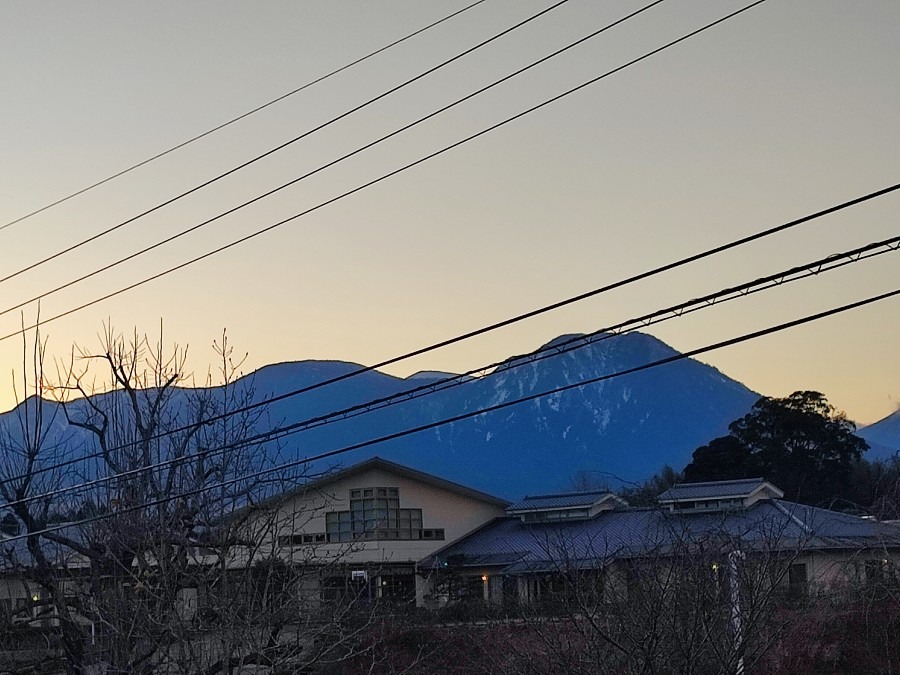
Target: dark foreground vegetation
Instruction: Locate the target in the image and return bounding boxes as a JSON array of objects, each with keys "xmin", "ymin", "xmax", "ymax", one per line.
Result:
[
  {"xmin": 354, "ymin": 602, "xmax": 900, "ymax": 675},
  {"xmin": 4, "ymin": 582, "xmax": 900, "ymax": 674},
  {"xmin": 1, "ymin": 325, "xmax": 896, "ymax": 675}
]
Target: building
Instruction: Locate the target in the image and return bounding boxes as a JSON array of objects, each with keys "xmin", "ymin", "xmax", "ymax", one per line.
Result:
[
  {"xmin": 7, "ymin": 465, "xmax": 900, "ymax": 618},
  {"xmin": 1, "ymin": 457, "xmax": 508, "ymax": 634},
  {"xmin": 418, "ymin": 477, "xmax": 900, "ymax": 606},
  {"xmin": 0, "ymin": 529, "xmax": 89, "ymax": 632},
  {"xmin": 235, "ymin": 456, "xmax": 509, "ymax": 606}
]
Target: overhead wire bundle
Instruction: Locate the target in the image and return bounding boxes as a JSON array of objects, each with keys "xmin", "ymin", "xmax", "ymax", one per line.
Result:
[
  {"xmin": 2, "ymin": 199, "xmax": 897, "ymax": 493},
  {"xmin": 0, "ymin": 0, "xmax": 897, "ymax": 544},
  {"xmin": 0, "ymin": 0, "xmax": 491, "ymax": 234},
  {"xmin": 4, "ymin": 281, "xmax": 898, "ymax": 544}
]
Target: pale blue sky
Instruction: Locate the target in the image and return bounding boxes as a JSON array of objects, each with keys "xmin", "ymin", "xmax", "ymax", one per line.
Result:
[{"xmin": 0, "ymin": 0, "xmax": 897, "ymax": 424}]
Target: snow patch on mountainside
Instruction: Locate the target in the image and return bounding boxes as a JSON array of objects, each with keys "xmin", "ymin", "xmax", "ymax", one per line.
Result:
[{"xmin": 0, "ymin": 330, "xmax": 760, "ymax": 498}]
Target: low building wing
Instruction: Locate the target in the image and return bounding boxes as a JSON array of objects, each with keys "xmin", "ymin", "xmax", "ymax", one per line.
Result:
[
  {"xmin": 420, "ymin": 477, "xmax": 900, "ymax": 607},
  {"xmin": 658, "ymin": 478, "xmax": 784, "ymax": 511},
  {"xmin": 507, "ymin": 491, "xmax": 628, "ymax": 522}
]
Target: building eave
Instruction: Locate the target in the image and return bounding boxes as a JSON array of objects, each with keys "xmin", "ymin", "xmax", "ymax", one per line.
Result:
[{"xmin": 232, "ymin": 456, "xmax": 509, "ymax": 522}]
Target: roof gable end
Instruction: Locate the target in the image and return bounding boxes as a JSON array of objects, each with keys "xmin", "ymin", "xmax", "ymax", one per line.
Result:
[
  {"xmin": 245, "ymin": 456, "xmax": 509, "ymax": 516},
  {"xmin": 658, "ymin": 478, "xmax": 784, "ymax": 507}
]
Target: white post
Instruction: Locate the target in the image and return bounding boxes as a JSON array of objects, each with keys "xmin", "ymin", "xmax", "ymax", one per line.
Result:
[{"xmin": 728, "ymin": 550, "xmax": 745, "ymax": 675}]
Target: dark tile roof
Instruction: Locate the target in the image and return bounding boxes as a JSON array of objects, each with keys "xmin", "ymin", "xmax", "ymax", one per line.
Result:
[
  {"xmin": 658, "ymin": 478, "xmax": 780, "ymax": 502},
  {"xmin": 0, "ymin": 525, "xmax": 86, "ymax": 574},
  {"xmin": 507, "ymin": 491, "xmax": 618, "ymax": 512},
  {"xmin": 420, "ymin": 501, "xmax": 900, "ymax": 574}
]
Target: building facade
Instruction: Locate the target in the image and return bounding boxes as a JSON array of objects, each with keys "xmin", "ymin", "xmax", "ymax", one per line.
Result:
[
  {"xmin": 236, "ymin": 456, "xmax": 509, "ymax": 606},
  {"xmin": 419, "ymin": 478, "xmax": 900, "ymax": 607}
]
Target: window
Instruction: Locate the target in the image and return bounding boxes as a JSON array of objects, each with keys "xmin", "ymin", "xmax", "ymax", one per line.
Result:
[
  {"xmin": 864, "ymin": 559, "xmax": 885, "ymax": 585},
  {"xmin": 788, "ymin": 563, "xmax": 808, "ymax": 598},
  {"xmin": 322, "ymin": 575, "xmax": 368, "ymax": 603},
  {"xmin": 863, "ymin": 558, "xmax": 896, "ymax": 596},
  {"xmin": 0, "ymin": 597, "xmax": 30, "ymax": 624},
  {"xmin": 379, "ymin": 573, "xmax": 416, "ymax": 604},
  {"xmin": 522, "ymin": 508, "xmax": 590, "ymax": 523},
  {"xmin": 673, "ymin": 498, "xmax": 743, "ymax": 511},
  {"xmin": 325, "ymin": 487, "xmax": 430, "ymax": 542},
  {"xmin": 0, "ymin": 513, "xmax": 20, "ymax": 536},
  {"xmin": 277, "ymin": 533, "xmax": 327, "ymax": 547}
]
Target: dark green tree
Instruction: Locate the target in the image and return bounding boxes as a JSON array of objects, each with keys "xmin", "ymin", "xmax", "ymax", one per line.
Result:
[{"xmin": 684, "ymin": 391, "xmax": 868, "ymax": 506}]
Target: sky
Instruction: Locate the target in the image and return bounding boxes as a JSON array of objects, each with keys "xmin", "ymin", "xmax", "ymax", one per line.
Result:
[{"xmin": 0, "ymin": 0, "xmax": 897, "ymax": 426}]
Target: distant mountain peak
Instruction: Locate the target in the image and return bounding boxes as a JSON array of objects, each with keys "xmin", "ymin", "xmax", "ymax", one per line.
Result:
[
  {"xmin": 405, "ymin": 371, "xmax": 471, "ymax": 382},
  {"xmin": 0, "ymin": 330, "xmax": 765, "ymax": 497},
  {"xmin": 858, "ymin": 408, "xmax": 900, "ymax": 454}
]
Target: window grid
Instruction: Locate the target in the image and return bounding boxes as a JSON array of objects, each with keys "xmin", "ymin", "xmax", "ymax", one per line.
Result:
[{"xmin": 324, "ymin": 487, "xmax": 437, "ymax": 543}]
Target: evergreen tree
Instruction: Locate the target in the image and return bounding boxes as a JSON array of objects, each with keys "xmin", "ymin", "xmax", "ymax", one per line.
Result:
[{"xmin": 684, "ymin": 391, "xmax": 868, "ymax": 506}]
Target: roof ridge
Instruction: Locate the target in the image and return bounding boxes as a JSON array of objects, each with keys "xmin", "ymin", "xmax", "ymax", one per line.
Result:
[
  {"xmin": 673, "ymin": 477, "xmax": 766, "ymax": 488},
  {"xmin": 521, "ymin": 489, "xmax": 616, "ymax": 500}
]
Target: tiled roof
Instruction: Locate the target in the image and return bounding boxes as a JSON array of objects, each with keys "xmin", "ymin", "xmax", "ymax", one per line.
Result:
[
  {"xmin": 420, "ymin": 501, "xmax": 900, "ymax": 573},
  {"xmin": 0, "ymin": 525, "xmax": 86, "ymax": 573},
  {"xmin": 657, "ymin": 478, "xmax": 780, "ymax": 502},
  {"xmin": 507, "ymin": 491, "xmax": 618, "ymax": 512}
]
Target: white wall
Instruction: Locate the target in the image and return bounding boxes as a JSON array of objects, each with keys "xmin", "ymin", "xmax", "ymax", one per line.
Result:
[{"xmin": 242, "ymin": 465, "xmax": 506, "ymax": 567}]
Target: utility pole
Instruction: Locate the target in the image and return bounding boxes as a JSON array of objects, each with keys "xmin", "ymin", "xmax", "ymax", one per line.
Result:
[{"xmin": 728, "ymin": 549, "xmax": 746, "ymax": 675}]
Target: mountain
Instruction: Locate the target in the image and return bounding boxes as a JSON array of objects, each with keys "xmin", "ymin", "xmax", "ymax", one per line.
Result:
[
  {"xmin": 406, "ymin": 371, "xmax": 475, "ymax": 382},
  {"xmin": 0, "ymin": 332, "xmax": 759, "ymax": 498},
  {"xmin": 858, "ymin": 410, "xmax": 900, "ymax": 458}
]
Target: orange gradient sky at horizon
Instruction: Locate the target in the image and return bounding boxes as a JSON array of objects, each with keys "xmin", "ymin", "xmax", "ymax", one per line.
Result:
[{"xmin": 0, "ymin": 0, "xmax": 897, "ymax": 426}]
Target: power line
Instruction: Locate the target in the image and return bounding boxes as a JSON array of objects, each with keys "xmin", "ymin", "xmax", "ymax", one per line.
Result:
[
  {"xmin": 4, "ymin": 284, "xmax": 898, "ymax": 544},
  {"xmin": 0, "ymin": 0, "xmax": 572, "ymax": 286},
  {"xmin": 1, "ymin": 175, "xmax": 896, "ymax": 489},
  {"xmin": 0, "ymin": 0, "xmax": 490, "ymax": 235},
  {"xmin": 5, "ymin": 233, "xmax": 897, "ymax": 511},
  {"xmin": 0, "ymin": 0, "xmax": 887, "ymax": 495},
  {"xmin": 0, "ymin": 0, "xmax": 789, "ymax": 347},
  {"xmin": 0, "ymin": 0, "xmax": 668, "ymax": 321}
]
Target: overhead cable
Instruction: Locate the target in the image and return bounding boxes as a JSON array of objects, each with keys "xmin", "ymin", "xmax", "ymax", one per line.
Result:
[
  {"xmin": 1, "ymin": 178, "xmax": 896, "ymax": 488},
  {"xmin": 0, "ymin": 0, "xmax": 489, "ymax": 234},
  {"xmin": 0, "ymin": 0, "xmax": 668, "ymax": 320},
  {"xmin": 0, "ymin": 0, "xmax": 572, "ymax": 284},
  {"xmin": 1, "ymin": 0, "xmax": 785, "ymax": 347},
  {"xmin": 5, "ymin": 233, "xmax": 897, "ymax": 510},
  {"xmin": 4, "ymin": 284, "xmax": 898, "ymax": 544}
]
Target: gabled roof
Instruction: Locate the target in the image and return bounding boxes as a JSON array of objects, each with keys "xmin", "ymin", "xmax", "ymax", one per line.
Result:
[
  {"xmin": 317, "ymin": 457, "xmax": 508, "ymax": 505},
  {"xmin": 658, "ymin": 478, "xmax": 783, "ymax": 503},
  {"xmin": 244, "ymin": 456, "xmax": 508, "ymax": 515},
  {"xmin": 0, "ymin": 525, "xmax": 88, "ymax": 573},
  {"xmin": 507, "ymin": 491, "xmax": 624, "ymax": 513}
]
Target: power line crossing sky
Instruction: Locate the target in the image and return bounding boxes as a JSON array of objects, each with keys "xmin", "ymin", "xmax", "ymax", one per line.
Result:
[{"xmin": 0, "ymin": 0, "xmax": 897, "ymax": 424}]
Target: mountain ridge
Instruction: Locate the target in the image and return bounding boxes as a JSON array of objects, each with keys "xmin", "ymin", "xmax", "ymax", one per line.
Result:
[
  {"xmin": 859, "ymin": 409, "xmax": 900, "ymax": 455},
  {"xmin": 0, "ymin": 331, "xmax": 765, "ymax": 497}
]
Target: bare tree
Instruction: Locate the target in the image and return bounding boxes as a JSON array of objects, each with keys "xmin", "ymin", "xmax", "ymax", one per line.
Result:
[
  {"xmin": 418, "ymin": 512, "xmax": 815, "ymax": 675},
  {"xmin": 0, "ymin": 325, "xmax": 379, "ymax": 674},
  {"xmin": 0, "ymin": 323, "xmax": 87, "ymax": 674}
]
